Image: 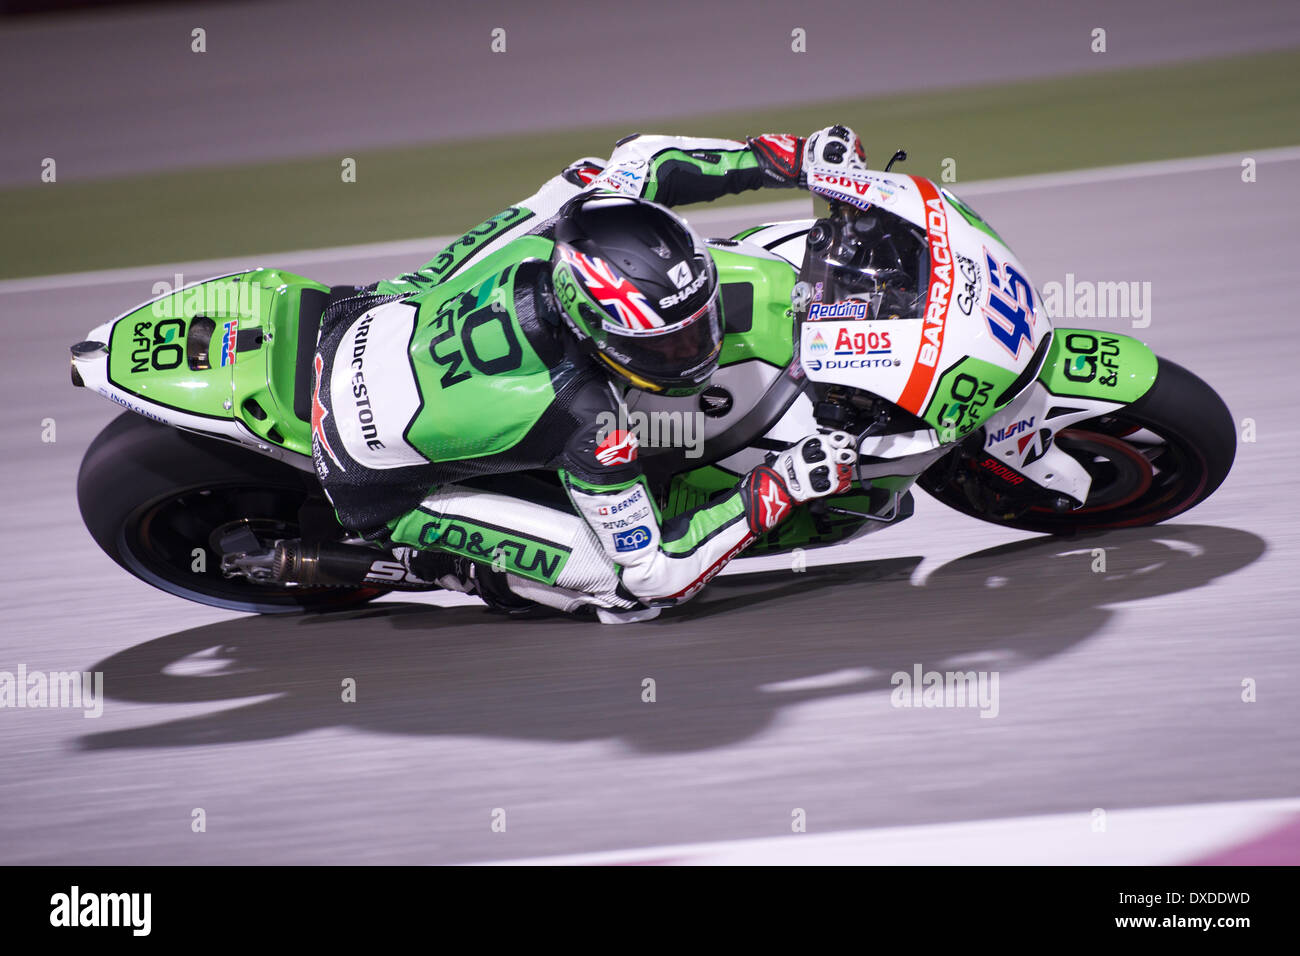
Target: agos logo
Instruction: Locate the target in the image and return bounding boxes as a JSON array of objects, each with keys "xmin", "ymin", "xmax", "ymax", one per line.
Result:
[
  {"xmin": 833, "ymin": 327, "xmax": 892, "ymax": 355},
  {"xmin": 811, "ymin": 172, "xmax": 871, "ymax": 196}
]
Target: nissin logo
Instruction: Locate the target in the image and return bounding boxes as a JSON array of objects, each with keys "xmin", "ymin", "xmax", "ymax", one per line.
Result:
[{"xmin": 986, "ymin": 416, "xmax": 1036, "ymax": 445}]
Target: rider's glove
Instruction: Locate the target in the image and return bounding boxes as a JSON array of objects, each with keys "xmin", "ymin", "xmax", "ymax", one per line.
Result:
[
  {"xmin": 749, "ymin": 126, "xmax": 868, "ymax": 190},
  {"xmin": 740, "ymin": 431, "xmax": 857, "ymax": 534},
  {"xmin": 560, "ymin": 156, "xmax": 607, "ymax": 187},
  {"xmin": 803, "ymin": 125, "xmax": 868, "ymax": 180},
  {"xmin": 746, "ymin": 133, "xmax": 807, "ymax": 187}
]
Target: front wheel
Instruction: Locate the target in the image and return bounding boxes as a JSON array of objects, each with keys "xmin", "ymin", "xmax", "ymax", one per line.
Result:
[
  {"xmin": 918, "ymin": 357, "xmax": 1236, "ymax": 534},
  {"xmin": 77, "ymin": 412, "xmax": 390, "ymax": 613}
]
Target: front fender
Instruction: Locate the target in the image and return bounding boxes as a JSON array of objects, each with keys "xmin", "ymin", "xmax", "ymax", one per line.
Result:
[{"xmin": 1038, "ymin": 328, "xmax": 1158, "ymax": 404}]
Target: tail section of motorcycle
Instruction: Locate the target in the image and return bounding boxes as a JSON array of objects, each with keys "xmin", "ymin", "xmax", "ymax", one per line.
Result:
[{"xmin": 70, "ymin": 268, "xmax": 327, "ymax": 468}]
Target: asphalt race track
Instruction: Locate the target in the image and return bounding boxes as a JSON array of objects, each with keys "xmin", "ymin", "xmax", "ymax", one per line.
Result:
[{"xmin": 0, "ymin": 157, "xmax": 1296, "ymax": 863}]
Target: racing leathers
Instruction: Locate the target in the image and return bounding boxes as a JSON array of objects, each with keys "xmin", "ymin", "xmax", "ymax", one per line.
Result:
[{"xmin": 310, "ymin": 132, "xmax": 858, "ymax": 621}]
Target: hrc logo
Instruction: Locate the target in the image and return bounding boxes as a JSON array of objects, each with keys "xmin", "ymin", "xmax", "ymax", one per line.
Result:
[{"xmin": 220, "ymin": 320, "xmax": 238, "ymax": 367}]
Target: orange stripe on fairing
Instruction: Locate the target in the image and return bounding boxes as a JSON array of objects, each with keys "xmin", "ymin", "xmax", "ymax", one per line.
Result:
[{"xmin": 896, "ymin": 177, "xmax": 953, "ymax": 415}]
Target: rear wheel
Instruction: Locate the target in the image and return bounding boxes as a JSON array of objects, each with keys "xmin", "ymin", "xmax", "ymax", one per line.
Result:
[
  {"xmin": 918, "ymin": 357, "xmax": 1236, "ymax": 534},
  {"xmin": 78, "ymin": 412, "xmax": 389, "ymax": 613}
]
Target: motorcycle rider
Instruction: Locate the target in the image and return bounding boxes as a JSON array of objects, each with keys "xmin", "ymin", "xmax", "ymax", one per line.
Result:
[{"xmin": 310, "ymin": 126, "xmax": 869, "ymax": 622}]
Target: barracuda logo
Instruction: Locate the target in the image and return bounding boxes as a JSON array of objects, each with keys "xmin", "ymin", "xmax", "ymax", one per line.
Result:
[
  {"xmin": 918, "ymin": 195, "xmax": 952, "ymax": 367},
  {"xmin": 896, "ymin": 179, "xmax": 953, "ymax": 415}
]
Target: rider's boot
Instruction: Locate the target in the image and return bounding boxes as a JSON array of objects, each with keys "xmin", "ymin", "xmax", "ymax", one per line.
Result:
[{"xmin": 407, "ymin": 547, "xmax": 659, "ymax": 623}]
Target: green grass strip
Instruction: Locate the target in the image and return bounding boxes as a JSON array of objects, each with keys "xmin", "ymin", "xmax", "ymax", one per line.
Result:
[{"xmin": 4, "ymin": 48, "xmax": 1298, "ymax": 278}]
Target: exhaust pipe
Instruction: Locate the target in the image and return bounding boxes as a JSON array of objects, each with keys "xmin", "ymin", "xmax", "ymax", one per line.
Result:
[
  {"xmin": 221, "ymin": 538, "xmax": 451, "ymax": 591},
  {"xmin": 268, "ymin": 539, "xmax": 384, "ymax": 587}
]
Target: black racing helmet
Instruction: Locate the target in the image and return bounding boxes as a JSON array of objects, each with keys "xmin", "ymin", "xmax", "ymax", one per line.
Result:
[{"xmin": 550, "ymin": 194, "xmax": 722, "ymax": 396}]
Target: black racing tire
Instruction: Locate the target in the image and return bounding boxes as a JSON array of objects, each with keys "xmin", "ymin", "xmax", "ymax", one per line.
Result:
[
  {"xmin": 918, "ymin": 357, "xmax": 1236, "ymax": 534},
  {"xmin": 77, "ymin": 412, "xmax": 390, "ymax": 613}
]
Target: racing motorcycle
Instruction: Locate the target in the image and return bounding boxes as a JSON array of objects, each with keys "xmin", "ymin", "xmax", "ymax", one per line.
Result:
[{"xmin": 69, "ymin": 157, "xmax": 1236, "ymax": 614}]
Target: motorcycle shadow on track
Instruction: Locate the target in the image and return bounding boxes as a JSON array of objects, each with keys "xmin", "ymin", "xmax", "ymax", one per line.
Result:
[{"xmin": 78, "ymin": 523, "xmax": 1264, "ymax": 754}]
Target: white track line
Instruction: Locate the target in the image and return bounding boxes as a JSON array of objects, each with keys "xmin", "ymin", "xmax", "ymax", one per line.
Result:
[
  {"xmin": 479, "ymin": 796, "xmax": 1300, "ymax": 866},
  {"xmin": 946, "ymin": 144, "xmax": 1300, "ymax": 196},
  {"xmin": 4, "ymin": 145, "xmax": 1297, "ymax": 297},
  {"xmin": 0, "ymin": 236, "xmax": 458, "ymax": 296}
]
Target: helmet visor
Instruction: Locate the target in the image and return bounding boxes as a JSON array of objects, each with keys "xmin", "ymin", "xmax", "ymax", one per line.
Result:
[{"xmin": 596, "ymin": 289, "xmax": 722, "ymax": 394}]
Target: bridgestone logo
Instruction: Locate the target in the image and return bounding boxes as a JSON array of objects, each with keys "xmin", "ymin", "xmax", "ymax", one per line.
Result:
[
  {"xmin": 329, "ymin": 302, "xmax": 426, "ymax": 470},
  {"xmin": 348, "ymin": 313, "xmax": 384, "ymax": 452}
]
